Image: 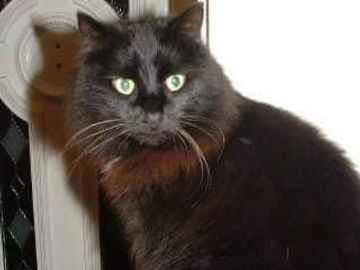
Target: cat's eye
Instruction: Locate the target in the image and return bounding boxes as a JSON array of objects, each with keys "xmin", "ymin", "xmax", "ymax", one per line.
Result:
[
  {"xmin": 165, "ymin": 74, "xmax": 186, "ymax": 92},
  {"xmin": 112, "ymin": 77, "xmax": 135, "ymax": 95}
]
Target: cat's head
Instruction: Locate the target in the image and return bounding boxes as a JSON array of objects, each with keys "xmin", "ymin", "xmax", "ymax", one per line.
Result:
[{"xmin": 68, "ymin": 3, "xmax": 238, "ymax": 157}]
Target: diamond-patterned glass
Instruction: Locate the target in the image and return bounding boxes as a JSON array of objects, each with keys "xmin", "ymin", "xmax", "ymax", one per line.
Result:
[
  {"xmin": 8, "ymin": 210, "xmax": 32, "ymax": 249},
  {"xmin": 0, "ymin": 98, "xmax": 37, "ymax": 270},
  {"xmin": 0, "ymin": 122, "xmax": 27, "ymax": 164}
]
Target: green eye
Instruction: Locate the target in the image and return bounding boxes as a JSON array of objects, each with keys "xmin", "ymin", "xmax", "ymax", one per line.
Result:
[
  {"xmin": 112, "ymin": 77, "xmax": 135, "ymax": 95},
  {"xmin": 165, "ymin": 74, "xmax": 186, "ymax": 92}
]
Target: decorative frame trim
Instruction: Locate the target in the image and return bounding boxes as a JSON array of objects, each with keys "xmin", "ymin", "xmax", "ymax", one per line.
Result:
[
  {"xmin": 129, "ymin": 0, "xmax": 169, "ymax": 19},
  {"xmin": 198, "ymin": 0, "xmax": 209, "ymax": 46},
  {"xmin": 29, "ymin": 118, "xmax": 52, "ymax": 270}
]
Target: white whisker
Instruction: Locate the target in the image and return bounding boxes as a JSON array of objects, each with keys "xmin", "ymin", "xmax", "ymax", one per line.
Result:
[
  {"xmin": 64, "ymin": 119, "xmax": 124, "ymax": 152},
  {"xmin": 62, "ymin": 122, "xmax": 125, "ymax": 155},
  {"xmin": 177, "ymin": 128, "xmax": 212, "ymax": 190},
  {"xmin": 68, "ymin": 125, "xmax": 128, "ymax": 177},
  {"xmin": 181, "ymin": 114, "xmax": 226, "ymax": 160}
]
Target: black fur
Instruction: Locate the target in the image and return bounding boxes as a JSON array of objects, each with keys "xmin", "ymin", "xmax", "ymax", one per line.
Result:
[{"xmin": 67, "ymin": 4, "xmax": 360, "ymax": 269}]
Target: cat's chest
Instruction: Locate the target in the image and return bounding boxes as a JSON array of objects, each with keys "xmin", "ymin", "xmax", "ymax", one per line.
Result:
[
  {"xmin": 100, "ymin": 149, "xmax": 193, "ymax": 202},
  {"xmin": 100, "ymin": 138, "xmax": 220, "ymax": 202}
]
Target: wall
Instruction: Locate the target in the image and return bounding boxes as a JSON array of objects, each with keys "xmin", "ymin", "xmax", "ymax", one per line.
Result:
[{"xmin": 209, "ymin": 0, "xmax": 360, "ymax": 172}]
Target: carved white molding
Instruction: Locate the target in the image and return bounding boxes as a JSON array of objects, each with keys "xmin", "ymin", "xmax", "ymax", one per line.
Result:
[
  {"xmin": 129, "ymin": 0, "xmax": 169, "ymax": 19},
  {"xmin": 198, "ymin": 0, "xmax": 209, "ymax": 45},
  {"xmin": 0, "ymin": 0, "xmax": 118, "ymax": 121}
]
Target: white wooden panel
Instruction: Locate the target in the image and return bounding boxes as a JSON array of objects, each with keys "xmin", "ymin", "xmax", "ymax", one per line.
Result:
[{"xmin": 130, "ymin": 0, "xmax": 169, "ymax": 19}]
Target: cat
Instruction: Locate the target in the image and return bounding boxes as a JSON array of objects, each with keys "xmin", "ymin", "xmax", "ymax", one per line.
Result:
[{"xmin": 67, "ymin": 3, "xmax": 360, "ymax": 269}]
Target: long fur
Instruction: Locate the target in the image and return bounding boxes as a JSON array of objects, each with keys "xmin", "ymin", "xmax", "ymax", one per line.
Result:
[{"xmin": 67, "ymin": 4, "xmax": 360, "ymax": 269}]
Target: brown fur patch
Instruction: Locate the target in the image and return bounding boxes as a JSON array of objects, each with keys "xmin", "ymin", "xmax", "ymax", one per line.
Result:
[{"xmin": 100, "ymin": 138, "xmax": 219, "ymax": 202}]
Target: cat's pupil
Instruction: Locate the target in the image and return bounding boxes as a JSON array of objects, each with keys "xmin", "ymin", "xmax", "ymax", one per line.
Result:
[
  {"xmin": 172, "ymin": 76, "xmax": 180, "ymax": 87},
  {"xmin": 121, "ymin": 80, "xmax": 130, "ymax": 91}
]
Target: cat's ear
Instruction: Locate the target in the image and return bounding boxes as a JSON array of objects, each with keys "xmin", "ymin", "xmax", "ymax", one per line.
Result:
[
  {"xmin": 170, "ymin": 2, "xmax": 204, "ymax": 41},
  {"xmin": 77, "ymin": 12, "xmax": 107, "ymax": 40}
]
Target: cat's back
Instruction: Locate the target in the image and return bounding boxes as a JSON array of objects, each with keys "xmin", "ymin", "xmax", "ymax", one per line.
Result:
[
  {"xmin": 228, "ymin": 98, "xmax": 360, "ymax": 228},
  {"xmin": 228, "ymin": 98, "xmax": 359, "ymax": 182},
  {"xmin": 233, "ymin": 98, "xmax": 360, "ymax": 192},
  {"xmin": 211, "ymin": 98, "xmax": 360, "ymax": 269}
]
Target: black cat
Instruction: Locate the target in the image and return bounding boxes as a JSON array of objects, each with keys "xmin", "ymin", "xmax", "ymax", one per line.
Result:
[{"xmin": 67, "ymin": 3, "xmax": 360, "ymax": 269}]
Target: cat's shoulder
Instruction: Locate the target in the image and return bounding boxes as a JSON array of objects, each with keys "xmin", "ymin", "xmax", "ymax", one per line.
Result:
[
  {"xmin": 240, "ymin": 98, "xmax": 320, "ymax": 139},
  {"xmin": 230, "ymin": 97, "xmax": 357, "ymax": 177},
  {"xmin": 236, "ymin": 98, "xmax": 336, "ymax": 152}
]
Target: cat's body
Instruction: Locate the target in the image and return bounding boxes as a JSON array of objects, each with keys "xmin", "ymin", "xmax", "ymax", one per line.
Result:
[
  {"xmin": 103, "ymin": 98, "xmax": 360, "ymax": 270},
  {"xmin": 68, "ymin": 4, "xmax": 360, "ymax": 269}
]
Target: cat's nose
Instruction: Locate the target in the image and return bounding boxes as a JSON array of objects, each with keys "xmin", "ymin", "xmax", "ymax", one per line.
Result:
[{"xmin": 139, "ymin": 93, "xmax": 166, "ymax": 113}]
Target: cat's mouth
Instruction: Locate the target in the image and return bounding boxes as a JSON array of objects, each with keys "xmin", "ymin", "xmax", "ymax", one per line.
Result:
[{"xmin": 134, "ymin": 131, "xmax": 173, "ymax": 147}]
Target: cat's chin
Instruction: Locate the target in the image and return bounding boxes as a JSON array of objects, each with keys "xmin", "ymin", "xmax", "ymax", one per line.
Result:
[{"xmin": 134, "ymin": 132, "xmax": 174, "ymax": 148}]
